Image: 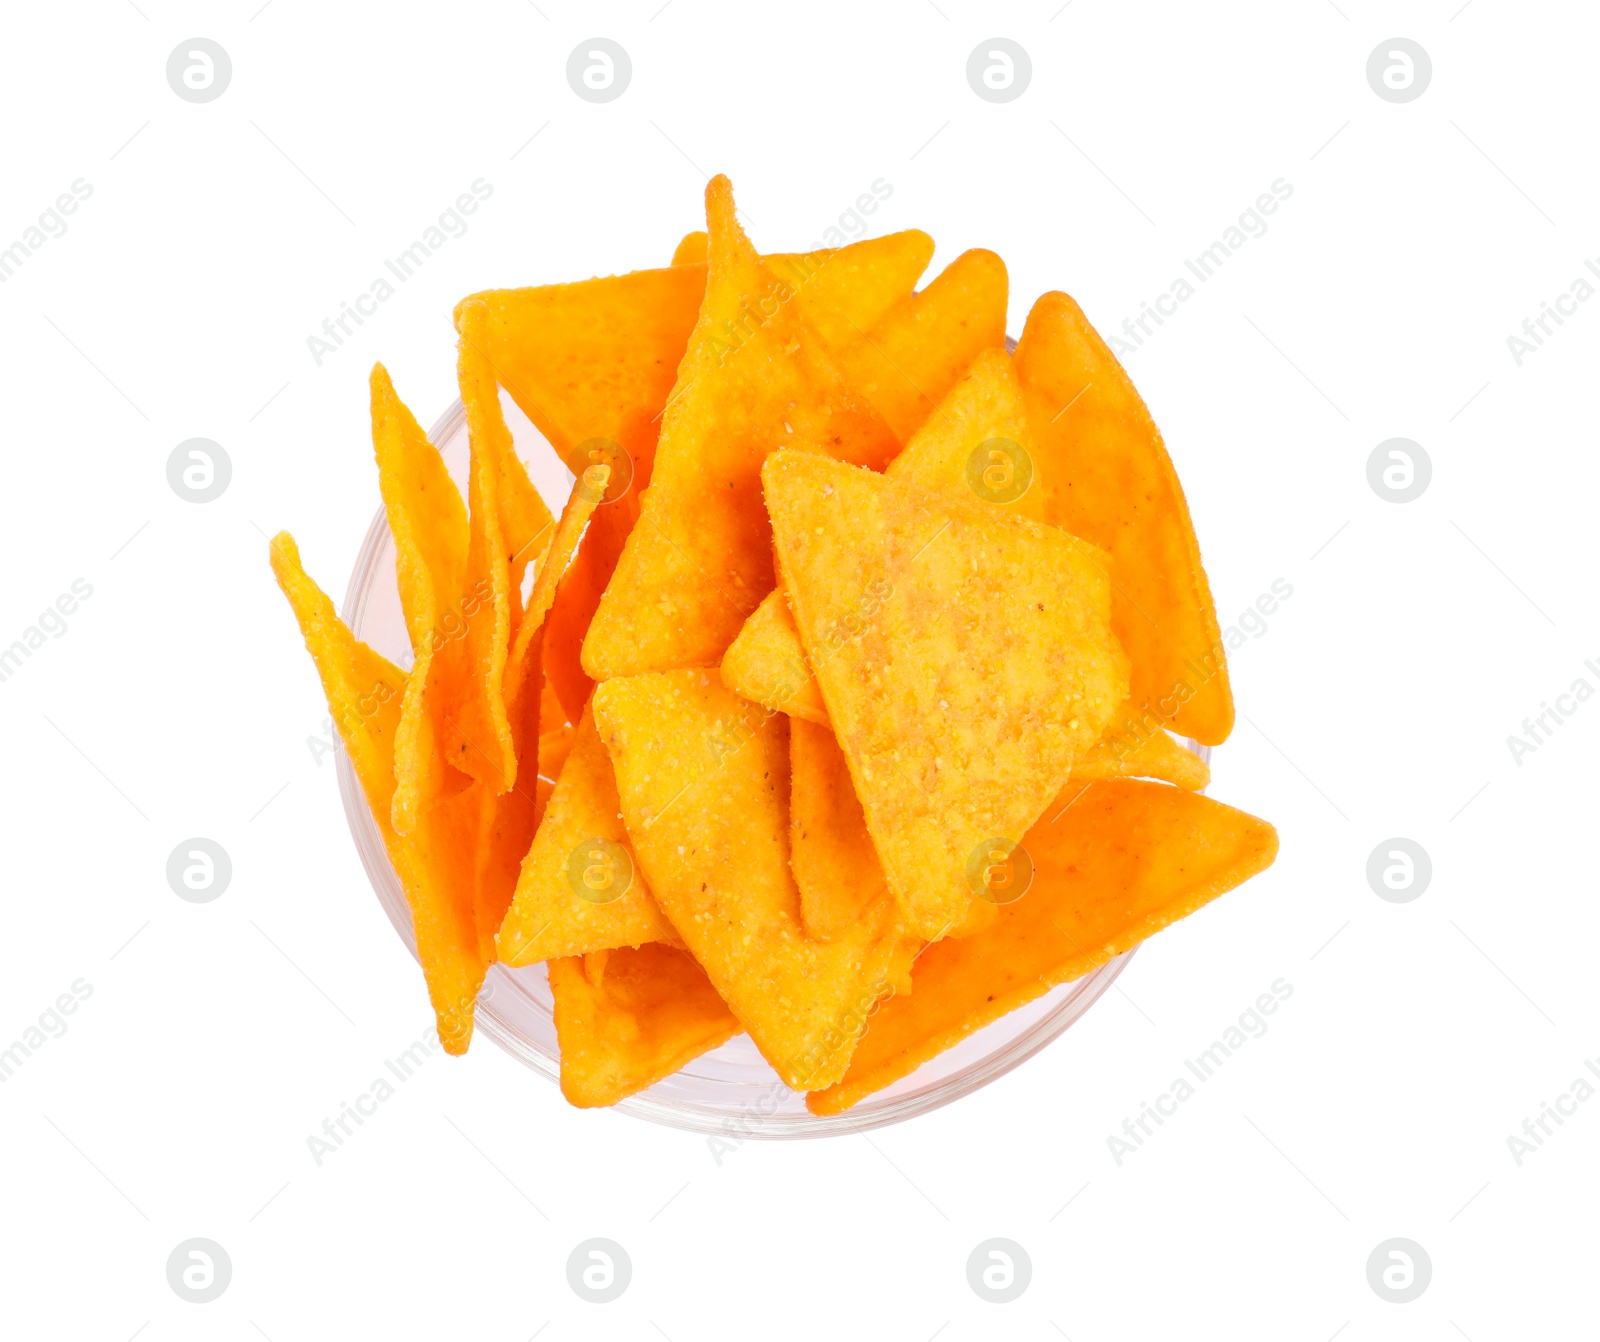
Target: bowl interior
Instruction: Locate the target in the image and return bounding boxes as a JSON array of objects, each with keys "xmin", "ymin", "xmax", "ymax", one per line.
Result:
[{"xmin": 337, "ymin": 392, "xmax": 1191, "ymax": 1137}]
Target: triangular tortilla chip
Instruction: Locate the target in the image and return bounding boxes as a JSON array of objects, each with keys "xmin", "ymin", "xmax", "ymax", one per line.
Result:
[
  {"xmin": 496, "ymin": 704, "xmax": 677, "ymax": 966},
  {"xmin": 463, "ymin": 621, "xmax": 544, "ymax": 962},
  {"xmin": 764, "ymin": 449, "xmax": 1128, "ymax": 940},
  {"xmin": 504, "ymin": 463, "xmax": 608, "ymax": 730},
  {"xmin": 456, "ymin": 300, "xmax": 556, "ymax": 610},
  {"xmin": 437, "ymin": 308, "xmax": 555, "ymax": 793},
  {"xmin": 719, "ymin": 347, "xmax": 1038, "ymax": 723},
  {"xmin": 808, "ymin": 779, "xmax": 1278, "ymax": 1114},
  {"xmin": 789, "ymin": 716, "xmax": 891, "ymax": 941},
  {"xmin": 270, "ymin": 533, "xmax": 485, "ymax": 1053},
  {"xmin": 456, "ymin": 264, "xmax": 706, "ymax": 482},
  {"xmin": 771, "ymin": 233, "xmax": 935, "ymax": 352},
  {"xmin": 790, "ymin": 718, "xmax": 921, "ymax": 994},
  {"xmin": 582, "ymin": 176, "xmax": 901, "ymax": 679},
  {"xmin": 720, "ymin": 588, "xmax": 828, "ymax": 725},
  {"xmin": 1067, "ymin": 709, "xmax": 1209, "ymax": 791},
  {"xmin": 371, "ymin": 363, "xmax": 469, "ymax": 650},
  {"xmin": 723, "ymin": 351, "xmax": 1206, "ymax": 794},
  {"xmin": 549, "ymin": 943, "xmax": 742, "ymax": 1107},
  {"xmin": 886, "ymin": 346, "xmax": 1043, "ymax": 521},
  {"xmin": 832, "ymin": 248, "xmax": 1009, "ymax": 441},
  {"xmin": 369, "ymin": 364, "xmax": 472, "ymax": 835},
  {"xmin": 671, "ymin": 231, "xmax": 708, "ymax": 266},
  {"xmin": 542, "ymin": 496, "xmax": 634, "ymax": 723},
  {"xmin": 592, "ymin": 670, "xmax": 904, "ymax": 1090},
  {"xmin": 1014, "ymin": 292, "xmax": 1234, "ymax": 745}
]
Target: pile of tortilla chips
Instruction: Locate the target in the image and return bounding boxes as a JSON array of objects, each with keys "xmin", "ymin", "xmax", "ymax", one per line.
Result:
[{"xmin": 273, "ymin": 176, "xmax": 1278, "ymax": 1114}]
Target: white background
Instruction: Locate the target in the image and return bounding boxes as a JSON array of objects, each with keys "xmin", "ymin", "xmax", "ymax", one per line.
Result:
[{"xmin": 1, "ymin": 1, "xmax": 1594, "ymax": 1337}]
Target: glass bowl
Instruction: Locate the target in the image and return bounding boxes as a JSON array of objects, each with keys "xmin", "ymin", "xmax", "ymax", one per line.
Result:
[{"xmin": 338, "ymin": 395, "xmax": 1209, "ymax": 1137}]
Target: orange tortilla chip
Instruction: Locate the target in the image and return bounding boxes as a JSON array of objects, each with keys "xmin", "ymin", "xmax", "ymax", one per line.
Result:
[
  {"xmin": 833, "ymin": 248, "xmax": 1009, "ymax": 442},
  {"xmin": 789, "ymin": 717, "xmax": 894, "ymax": 942},
  {"xmin": 1068, "ymin": 710, "xmax": 1210, "ymax": 790},
  {"xmin": 809, "ymin": 779, "xmax": 1278, "ymax": 1114},
  {"xmin": 438, "ymin": 308, "xmax": 555, "ymax": 793},
  {"xmin": 542, "ymin": 497, "xmax": 631, "ymax": 724},
  {"xmin": 456, "ymin": 264, "xmax": 706, "ymax": 482},
  {"xmin": 764, "ymin": 449, "xmax": 1128, "ymax": 940},
  {"xmin": 504, "ymin": 463, "xmax": 608, "ymax": 732},
  {"xmin": 549, "ymin": 943, "xmax": 742, "ymax": 1107},
  {"xmin": 457, "ymin": 300, "xmax": 556, "ymax": 609},
  {"xmin": 270, "ymin": 533, "xmax": 484, "ymax": 1053},
  {"xmin": 370, "ymin": 364, "xmax": 469, "ymax": 649},
  {"xmin": 887, "ymin": 345, "xmax": 1043, "ymax": 521},
  {"xmin": 770, "ymin": 231, "xmax": 935, "ymax": 353},
  {"xmin": 1014, "ymin": 292, "xmax": 1234, "ymax": 745},
  {"xmin": 496, "ymin": 703, "xmax": 676, "ymax": 967},
  {"xmin": 592, "ymin": 670, "xmax": 903, "ymax": 1090},
  {"xmin": 719, "ymin": 346, "xmax": 1039, "ymax": 723},
  {"xmin": 370, "ymin": 364, "xmax": 471, "ymax": 835},
  {"xmin": 465, "ymin": 621, "xmax": 545, "ymax": 962},
  {"xmin": 671, "ymin": 231, "xmax": 708, "ymax": 266},
  {"xmin": 720, "ymin": 589, "xmax": 828, "ymax": 726},
  {"xmin": 583, "ymin": 176, "xmax": 901, "ymax": 679}
]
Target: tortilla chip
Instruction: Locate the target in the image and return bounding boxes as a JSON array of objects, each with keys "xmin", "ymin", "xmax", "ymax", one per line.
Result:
[
  {"xmin": 764, "ymin": 449, "xmax": 1128, "ymax": 940},
  {"xmin": 888, "ymin": 346, "xmax": 1044, "ymax": 521},
  {"xmin": 720, "ymin": 589, "xmax": 828, "ymax": 726},
  {"xmin": 457, "ymin": 300, "xmax": 556, "ymax": 606},
  {"xmin": 771, "ymin": 232, "xmax": 935, "ymax": 353},
  {"xmin": 582, "ymin": 176, "xmax": 901, "ymax": 679},
  {"xmin": 370, "ymin": 364, "xmax": 472, "ymax": 835},
  {"xmin": 808, "ymin": 779, "xmax": 1278, "ymax": 1114},
  {"xmin": 549, "ymin": 943, "xmax": 742, "ymax": 1107},
  {"xmin": 582, "ymin": 949, "xmax": 610, "ymax": 988},
  {"xmin": 438, "ymin": 307, "xmax": 555, "ymax": 793},
  {"xmin": 672, "ymin": 231, "xmax": 708, "ymax": 266},
  {"xmin": 456, "ymin": 264, "xmax": 707, "ymax": 482},
  {"xmin": 270, "ymin": 533, "xmax": 484, "ymax": 1053},
  {"xmin": 592, "ymin": 670, "xmax": 904, "ymax": 1090},
  {"xmin": 466, "ymin": 623, "xmax": 545, "ymax": 961},
  {"xmin": 833, "ymin": 248, "xmax": 1009, "ymax": 441},
  {"xmin": 789, "ymin": 717, "xmax": 892, "ymax": 941},
  {"xmin": 719, "ymin": 347, "xmax": 1039, "ymax": 724},
  {"xmin": 496, "ymin": 704, "xmax": 677, "ymax": 967},
  {"xmin": 1068, "ymin": 709, "xmax": 1210, "ymax": 790},
  {"xmin": 542, "ymin": 499, "xmax": 629, "ymax": 723},
  {"xmin": 1014, "ymin": 292, "xmax": 1234, "ymax": 745},
  {"xmin": 370, "ymin": 364, "xmax": 469, "ymax": 649},
  {"xmin": 504, "ymin": 464, "xmax": 608, "ymax": 734}
]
